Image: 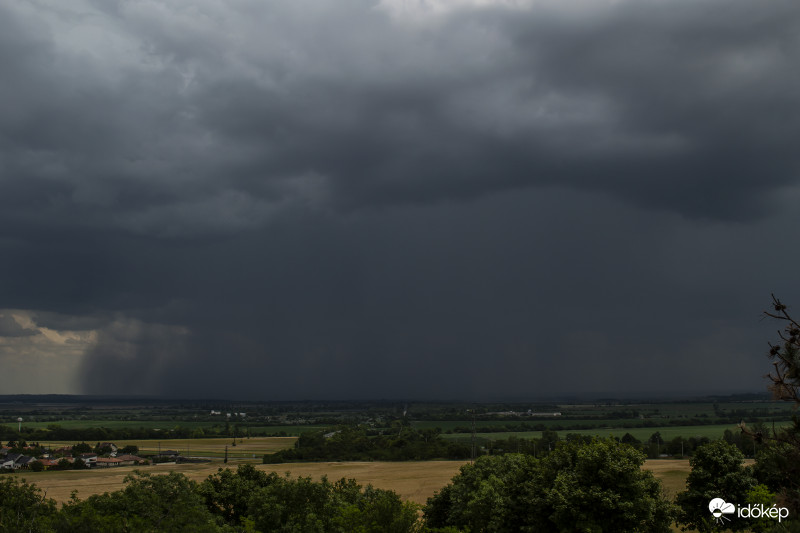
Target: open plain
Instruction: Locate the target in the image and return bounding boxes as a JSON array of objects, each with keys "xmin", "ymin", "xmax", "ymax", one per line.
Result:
[{"xmin": 12, "ymin": 458, "xmax": 692, "ymax": 505}]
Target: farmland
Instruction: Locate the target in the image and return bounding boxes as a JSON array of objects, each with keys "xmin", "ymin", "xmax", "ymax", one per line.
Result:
[
  {"xmin": 2, "ymin": 395, "xmax": 792, "ymax": 466},
  {"xmin": 439, "ymin": 422, "xmax": 791, "ymax": 444},
  {"xmin": 16, "ymin": 419, "xmax": 328, "ymax": 436},
  {"xmin": 10, "ymin": 458, "xmax": 692, "ymax": 506},
  {"xmin": 2, "ymin": 397, "xmax": 792, "ymax": 443},
  {"xmin": 36, "ymin": 436, "xmax": 296, "ymax": 460},
  {"xmin": 2, "ymin": 395, "xmax": 779, "ymax": 532}
]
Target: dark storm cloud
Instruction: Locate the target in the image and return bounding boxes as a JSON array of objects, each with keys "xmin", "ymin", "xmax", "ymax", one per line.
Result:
[
  {"xmin": 1, "ymin": 0, "xmax": 798, "ymax": 397},
  {"xmin": 4, "ymin": 0, "xmax": 799, "ymax": 229}
]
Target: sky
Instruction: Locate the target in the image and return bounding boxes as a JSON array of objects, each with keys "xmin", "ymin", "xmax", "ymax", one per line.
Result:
[{"xmin": 1, "ymin": 0, "xmax": 799, "ymax": 400}]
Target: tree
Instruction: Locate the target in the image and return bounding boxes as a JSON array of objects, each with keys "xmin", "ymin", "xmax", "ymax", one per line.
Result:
[
  {"xmin": 94, "ymin": 443, "xmax": 114, "ymax": 456},
  {"xmin": 743, "ymin": 295, "xmax": 800, "ymax": 516},
  {"xmin": 425, "ymin": 453, "xmax": 536, "ymax": 532},
  {"xmin": 331, "ymin": 485, "xmax": 420, "ymax": 533},
  {"xmin": 621, "ymin": 432, "xmax": 640, "ymax": 445},
  {"xmin": 199, "ymin": 464, "xmax": 420, "ymax": 532},
  {"xmin": 539, "ymin": 429, "xmax": 559, "ymax": 451},
  {"xmin": 72, "ymin": 442, "xmax": 91, "ymax": 455},
  {"xmin": 198, "ymin": 464, "xmax": 278, "ymax": 525},
  {"xmin": 425, "ymin": 439, "xmax": 675, "ymax": 532},
  {"xmin": 647, "ymin": 431, "xmax": 665, "ymax": 458},
  {"xmin": 0, "ymin": 477, "xmax": 57, "ymax": 532},
  {"xmin": 119, "ymin": 445, "xmax": 139, "ymax": 455},
  {"xmin": 745, "ymin": 484, "xmax": 779, "ymax": 533},
  {"xmin": 530, "ymin": 438, "xmax": 675, "ymax": 533},
  {"xmin": 675, "ymin": 440, "xmax": 756, "ymax": 532},
  {"xmin": 245, "ymin": 473, "xmax": 419, "ymax": 533},
  {"xmin": 58, "ymin": 471, "xmax": 220, "ymax": 532}
]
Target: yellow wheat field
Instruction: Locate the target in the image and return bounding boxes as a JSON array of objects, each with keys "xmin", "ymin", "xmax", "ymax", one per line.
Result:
[{"xmin": 12, "ymin": 459, "xmax": 692, "ymax": 506}]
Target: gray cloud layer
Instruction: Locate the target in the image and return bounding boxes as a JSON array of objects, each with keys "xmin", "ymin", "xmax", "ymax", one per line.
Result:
[{"xmin": 1, "ymin": 0, "xmax": 798, "ymax": 398}]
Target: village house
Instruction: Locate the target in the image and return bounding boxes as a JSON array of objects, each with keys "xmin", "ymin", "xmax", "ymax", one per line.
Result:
[
  {"xmin": 39, "ymin": 458, "xmax": 62, "ymax": 469},
  {"xmin": 116, "ymin": 454, "xmax": 146, "ymax": 466},
  {"xmin": 0, "ymin": 453, "xmax": 35, "ymax": 470},
  {"xmin": 78, "ymin": 453, "xmax": 98, "ymax": 467},
  {"xmin": 98, "ymin": 442, "xmax": 118, "ymax": 455},
  {"xmin": 95, "ymin": 457, "xmax": 123, "ymax": 468},
  {"xmin": 17, "ymin": 456, "xmax": 37, "ymax": 468},
  {"xmin": 158, "ymin": 450, "xmax": 180, "ymax": 459},
  {"xmin": 53, "ymin": 446, "xmax": 72, "ymax": 456}
]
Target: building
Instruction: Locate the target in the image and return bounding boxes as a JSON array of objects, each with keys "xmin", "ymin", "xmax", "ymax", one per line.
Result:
[{"xmin": 78, "ymin": 453, "xmax": 98, "ymax": 467}]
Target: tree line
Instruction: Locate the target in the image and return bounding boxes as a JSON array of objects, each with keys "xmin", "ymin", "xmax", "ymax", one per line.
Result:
[
  {"xmin": 263, "ymin": 426, "xmax": 473, "ymax": 463},
  {"xmin": 0, "ymin": 423, "xmax": 269, "ymax": 444}
]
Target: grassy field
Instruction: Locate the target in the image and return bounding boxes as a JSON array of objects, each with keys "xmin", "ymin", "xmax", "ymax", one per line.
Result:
[
  {"xmin": 37, "ymin": 437, "xmax": 296, "ymax": 459},
  {"xmin": 11, "ymin": 459, "xmax": 691, "ymax": 506},
  {"xmin": 440, "ymin": 423, "xmax": 775, "ymax": 444},
  {"xmin": 413, "ymin": 419, "xmax": 653, "ymax": 431}
]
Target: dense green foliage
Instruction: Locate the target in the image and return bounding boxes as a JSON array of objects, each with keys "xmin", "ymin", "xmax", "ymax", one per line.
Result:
[
  {"xmin": 208, "ymin": 467, "xmax": 420, "ymax": 532},
  {"xmin": 0, "ymin": 466, "xmax": 421, "ymax": 533},
  {"xmin": 675, "ymin": 441, "xmax": 757, "ymax": 532},
  {"xmin": 425, "ymin": 439, "xmax": 675, "ymax": 532},
  {"xmin": 486, "ymin": 430, "xmax": 718, "ymax": 460},
  {"xmin": 264, "ymin": 427, "xmax": 471, "ymax": 463},
  {"xmin": 58, "ymin": 472, "xmax": 220, "ymax": 532},
  {"xmin": 753, "ymin": 440, "xmax": 800, "ymax": 513},
  {"xmin": 198, "ymin": 464, "xmax": 421, "ymax": 532},
  {"xmin": 0, "ymin": 476, "xmax": 58, "ymax": 532}
]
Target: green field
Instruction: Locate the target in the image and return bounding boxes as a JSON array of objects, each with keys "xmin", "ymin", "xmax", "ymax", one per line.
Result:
[
  {"xmin": 14, "ymin": 419, "xmax": 327, "ymax": 436},
  {"xmin": 439, "ymin": 423, "xmax": 789, "ymax": 444},
  {"xmin": 412, "ymin": 418, "xmax": 670, "ymax": 431}
]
